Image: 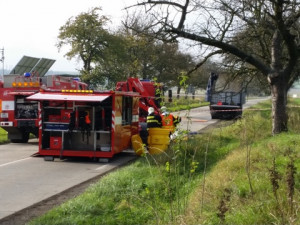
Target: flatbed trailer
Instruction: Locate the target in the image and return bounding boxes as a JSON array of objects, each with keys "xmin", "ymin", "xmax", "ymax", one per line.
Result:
[
  {"xmin": 206, "ymin": 72, "xmax": 246, "ymax": 119},
  {"xmin": 209, "ymin": 91, "xmax": 245, "ymax": 119}
]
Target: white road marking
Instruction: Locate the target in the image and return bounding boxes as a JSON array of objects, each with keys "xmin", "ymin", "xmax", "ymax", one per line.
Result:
[
  {"xmin": 94, "ymin": 165, "xmax": 109, "ymax": 171},
  {"xmin": 0, "ymin": 157, "xmax": 32, "ymax": 168}
]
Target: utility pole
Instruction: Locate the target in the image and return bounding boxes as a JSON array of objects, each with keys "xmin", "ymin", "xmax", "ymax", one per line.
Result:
[{"xmin": 0, "ymin": 47, "xmax": 4, "ymax": 81}]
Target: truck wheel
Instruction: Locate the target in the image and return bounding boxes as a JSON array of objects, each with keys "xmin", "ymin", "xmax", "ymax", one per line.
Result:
[
  {"xmin": 11, "ymin": 132, "xmax": 29, "ymax": 143},
  {"xmin": 211, "ymin": 114, "xmax": 218, "ymax": 119},
  {"xmin": 98, "ymin": 158, "xmax": 110, "ymax": 163},
  {"xmin": 44, "ymin": 156, "xmax": 54, "ymax": 161}
]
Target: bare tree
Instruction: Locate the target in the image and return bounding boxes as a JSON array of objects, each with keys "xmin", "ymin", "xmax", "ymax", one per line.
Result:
[{"xmin": 127, "ymin": 0, "xmax": 300, "ymax": 134}]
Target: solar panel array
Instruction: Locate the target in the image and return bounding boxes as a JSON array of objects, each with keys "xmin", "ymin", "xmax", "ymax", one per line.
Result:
[{"xmin": 9, "ymin": 55, "xmax": 55, "ymax": 77}]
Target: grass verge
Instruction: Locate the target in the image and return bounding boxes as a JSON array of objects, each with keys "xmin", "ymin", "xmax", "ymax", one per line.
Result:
[
  {"xmin": 163, "ymin": 96, "xmax": 209, "ymax": 112},
  {"xmin": 29, "ymin": 98, "xmax": 299, "ymax": 225},
  {"xmin": 0, "ymin": 128, "xmax": 8, "ymax": 144}
]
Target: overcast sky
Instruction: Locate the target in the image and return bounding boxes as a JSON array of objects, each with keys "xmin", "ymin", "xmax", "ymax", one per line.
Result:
[{"xmin": 0, "ymin": 0, "xmax": 136, "ymax": 73}]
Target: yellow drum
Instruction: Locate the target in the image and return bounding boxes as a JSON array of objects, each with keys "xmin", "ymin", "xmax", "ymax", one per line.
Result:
[
  {"xmin": 131, "ymin": 134, "xmax": 146, "ymax": 156},
  {"xmin": 147, "ymin": 128, "xmax": 170, "ymax": 154}
]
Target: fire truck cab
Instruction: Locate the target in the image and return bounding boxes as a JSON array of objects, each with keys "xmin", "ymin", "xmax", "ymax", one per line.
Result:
[
  {"xmin": 0, "ymin": 56, "xmax": 87, "ymax": 143},
  {"xmin": 27, "ymin": 89, "xmax": 140, "ymax": 161}
]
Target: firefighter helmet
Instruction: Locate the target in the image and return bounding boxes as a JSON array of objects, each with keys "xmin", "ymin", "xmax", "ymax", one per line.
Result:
[
  {"xmin": 161, "ymin": 106, "xmax": 167, "ymax": 112},
  {"xmin": 148, "ymin": 107, "xmax": 155, "ymax": 114}
]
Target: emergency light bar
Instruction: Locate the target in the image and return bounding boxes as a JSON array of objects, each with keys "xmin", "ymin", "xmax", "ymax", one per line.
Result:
[
  {"xmin": 12, "ymin": 81, "xmax": 40, "ymax": 87},
  {"xmin": 61, "ymin": 89, "xmax": 93, "ymax": 93}
]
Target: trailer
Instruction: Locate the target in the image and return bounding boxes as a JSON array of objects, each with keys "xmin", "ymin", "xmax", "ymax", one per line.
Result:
[
  {"xmin": 206, "ymin": 72, "xmax": 246, "ymax": 119},
  {"xmin": 0, "ymin": 56, "xmax": 87, "ymax": 143},
  {"xmin": 27, "ymin": 89, "xmax": 140, "ymax": 161}
]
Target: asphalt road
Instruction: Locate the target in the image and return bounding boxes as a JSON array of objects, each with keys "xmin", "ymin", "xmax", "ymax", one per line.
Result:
[
  {"xmin": 0, "ymin": 141, "xmax": 136, "ymax": 220},
  {"xmin": 0, "ymin": 97, "xmax": 269, "ymax": 221},
  {"xmin": 175, "ymin": 97, "xmax": 270, "ymax": 133}
]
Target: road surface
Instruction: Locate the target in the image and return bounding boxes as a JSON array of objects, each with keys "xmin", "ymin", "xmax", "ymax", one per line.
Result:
[
  {"xmin": 0, "ymin": 142, "xmax": 136, "ymax": 222},
  {"xmin": 176, "ymin": 97, "xmax": 269, "ymax": 132}
]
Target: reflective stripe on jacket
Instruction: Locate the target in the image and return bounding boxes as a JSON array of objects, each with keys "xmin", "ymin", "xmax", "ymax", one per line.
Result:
[{"xmin": 147, "ymin": 114, "xmax": 162, "ymax": 128}]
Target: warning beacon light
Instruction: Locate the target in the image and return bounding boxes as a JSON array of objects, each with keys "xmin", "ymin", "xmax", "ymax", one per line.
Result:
[{"xmin": 24, "ymin": 72, "xmax": 31, "ymax": 77}]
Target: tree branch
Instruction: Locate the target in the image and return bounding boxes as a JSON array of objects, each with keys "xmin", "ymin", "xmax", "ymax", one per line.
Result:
[
  {"xmin": 177, "ymin": 0, "xmax": 189, "ymax": 30},
  {"xmin": 127, "ymin": 0, "xmax": 185, "ymax": 10},
  {"xmin": 169, "ymin": 28, "xmax": 270, "ymax": 75},
  {"xmin": 187, "ymin": 50, "xmax": 223, "ymax": 76}
]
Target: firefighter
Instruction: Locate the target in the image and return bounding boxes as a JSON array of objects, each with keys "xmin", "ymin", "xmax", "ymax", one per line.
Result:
[
  {"xmin": 160, "ymin": 106, "xmax": 181, "ymax": 133},
  {"xmin": 68, "ymin": 111, "xmax": 76, "ymax": 131},
  {"xmin": 146, "ymin": 107, "xmax": 162, "ymax": 149},
  {"xmin": 78, "ymin": 110, "xmax": 91, "ymax": 142},
  {"xmin": 85, "ymin": 112, "xmax": 91, "ymax": 126},
  {"xmin": 146, "ymin": 107, "xmax": 162, "ymax": 128}
]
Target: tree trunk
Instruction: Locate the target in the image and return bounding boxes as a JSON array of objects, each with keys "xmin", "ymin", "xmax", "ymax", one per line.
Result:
[
  {"xmin": 177, "ymin": 86, "xmax": 181, "ymax": 99},
  {"xmin": 269, "ymin": 30, "xmax": 288, "ymax": 135},
  {"xmin": 270, "ymin": 77, "xmax": 288, "ymax": 134}
]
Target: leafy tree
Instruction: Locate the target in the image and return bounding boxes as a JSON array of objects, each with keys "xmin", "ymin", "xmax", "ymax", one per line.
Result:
[
  {"xmin": 87, "ymin": 33, "xmax": 131, "ymax": 89},
  {"xmin": 129, "ymin": 0, "xmax": 300, "ymax": 134},
  {"xmin": 56, "ymin": 6, "xmax": 204, "ymax": 92},
  {"xmin": 108, "ymin": 27, "xmax": 195, "ymax": 90},
  {"xmin": 57, "ymin": 7, "xmax": 111, "ymax": 82},
  {"xmin": 188, "ymin": 60, "xmax": 217, "ymax": 90},
  {"xmin": 123, "ymin": 17, "xmax": 198, "ymax": 92}
]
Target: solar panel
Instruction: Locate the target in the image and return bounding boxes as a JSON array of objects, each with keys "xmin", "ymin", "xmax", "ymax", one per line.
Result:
[
  {"xmin": 9, "ymin": 55, "xmax": 56, "ymax": 77},
  {"xmin": 9, "ymin": 56, "xmax": 40, "ymax": 75},
  {"xmin": 33, "ymin": 58, "xmax": 55, "ymax": 77}
]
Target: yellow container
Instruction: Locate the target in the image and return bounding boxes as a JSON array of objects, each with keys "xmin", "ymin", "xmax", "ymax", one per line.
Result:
[
  {"xmin": 131, "ymin": 134, "xmax": 146, "ymax": 156},
  {"xmin": 147, "ymin": 128, "xmax": 170, "ymax": 154}
]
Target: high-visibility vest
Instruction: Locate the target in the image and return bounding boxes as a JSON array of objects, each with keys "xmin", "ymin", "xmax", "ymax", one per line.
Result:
[{"xmin": 161, "ymin": 114, "xmax": 175, "ymax": 132}]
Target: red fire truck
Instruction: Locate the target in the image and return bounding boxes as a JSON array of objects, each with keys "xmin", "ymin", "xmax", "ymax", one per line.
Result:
[
  {"xmin": 0, "ymin": 56, "xmax": 87, "ymax": 143},
  {"xmin": 27, "ymin": 89, "xmax": 140, "ymax": 161},
  {"xmin": 116, "ymin": 77, "xmax": 164, "ymax": 144},
  {"xmin": 115, "ymin": 77, "xmax": 163, "ymax": 121}
]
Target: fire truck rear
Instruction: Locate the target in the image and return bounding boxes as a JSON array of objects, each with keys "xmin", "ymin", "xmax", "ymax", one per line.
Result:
[
  {"xmin": 26, "ymin": 89, "xmax": 140, "ymax": 161},
  {"xmin": 0, "ymin": 56, "xmax": 87, "ymax": 143}
]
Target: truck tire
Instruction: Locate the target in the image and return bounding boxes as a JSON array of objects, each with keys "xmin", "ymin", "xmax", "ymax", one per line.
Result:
[
  {"xmin": 44, "ymin": 156, "xmax": 54, "ymax": 161},
  {"xmin": 10, "ymin": 132, "xmax": 29, "ymax": 143},
  {"xmin": 211, "ymin": 114, "xmax": 218, "ymax": 119}
]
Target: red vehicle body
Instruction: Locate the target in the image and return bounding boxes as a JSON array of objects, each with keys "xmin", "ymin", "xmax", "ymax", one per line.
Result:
[
  {"xmin": 27, "ymin": 89, "xmax": 140, "ymax": 161},
  {"xmin": 116, "ymin": 77, "xmax": 164, "ymax": 143},
  {"xmin": 115, "ymin": 77, "xmax": 163, "ymax": 122},
  {"xmin": 0, "ymin": 74, "xmax": 87, "ymax": 143}
]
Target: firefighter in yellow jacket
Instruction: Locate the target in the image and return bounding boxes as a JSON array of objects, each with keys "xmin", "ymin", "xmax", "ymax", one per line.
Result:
[{"xmin": 146, "ymin": 107, "xmax": 162, "ymax": 128}]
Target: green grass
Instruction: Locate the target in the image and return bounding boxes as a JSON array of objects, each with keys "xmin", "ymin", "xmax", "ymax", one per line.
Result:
[
  {"xmin": 0, "ymin": 128, "xmax": 8, "ymax": 144},
  {"xmin": 163, "ymin": 96, "xmax": 209, "ymax": 112},
  {"xmin": 184, "ymin": 131, "xmax": 300, "ymax": 224},
  {"xmin": 29, "ymin": 98, "xmax": 300, "ymax": 225}
]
